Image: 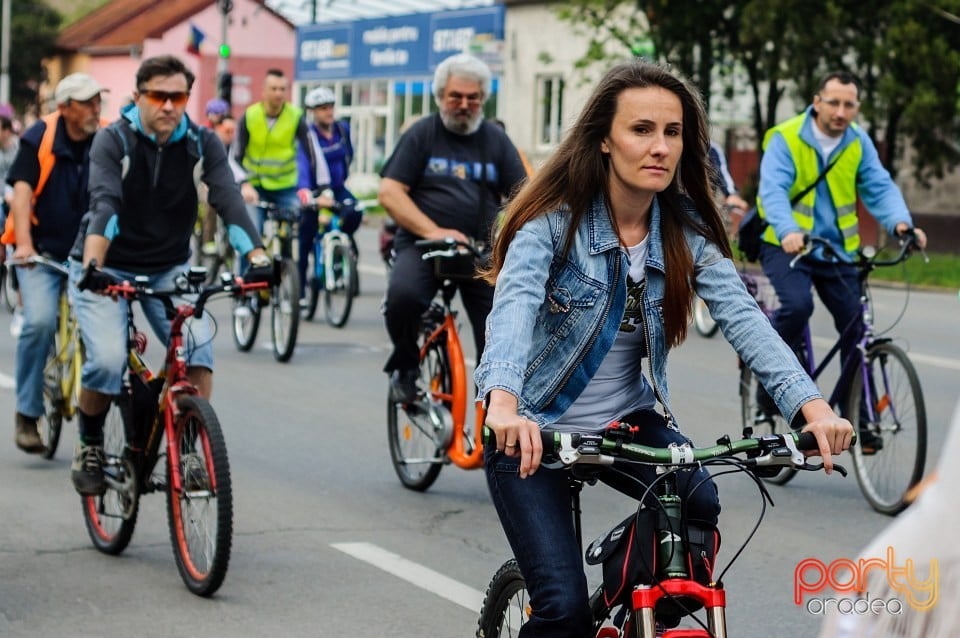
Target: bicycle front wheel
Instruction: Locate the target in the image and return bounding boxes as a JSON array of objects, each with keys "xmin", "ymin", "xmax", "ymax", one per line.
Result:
[
  {"xmin": 323, "ymin": 238, "xmax": 355, "ymax": 328},
  {"xmin": 232, "ymin": 291, "xmax": 262, "ymax": 352},
  {"xmin": 477, "ymin": 559, "xmax": 529, "ymax": 637},
  {"xmin": 848, "ymin": 342, "xmax": 927, "ymax": 516},
  {"xmin": 693, "ymin": 297, "xmax": 719, "ymax": 338},
  {"xmin": 739, "ymin": 365, "xmax": 798, "ymax": 485},
  {"xmin": 82, "ymin": 396, "xmax": 139, "ymax": 555},
  {"xmin": 167, "ymin": 395, "xmax": 232, "ymax": 596},
  {"xmin": 387, "ymin": 341, "xmax": 449, "ymax": 491},
  {"xmin": 271, "ymin": 258, "xmax": 300, "ymax": 362}
]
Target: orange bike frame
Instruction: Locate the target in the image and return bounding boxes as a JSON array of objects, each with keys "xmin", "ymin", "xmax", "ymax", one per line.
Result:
[{"xmin": 420, "ymin": 311, "xmax": 485, "ymax": 469}]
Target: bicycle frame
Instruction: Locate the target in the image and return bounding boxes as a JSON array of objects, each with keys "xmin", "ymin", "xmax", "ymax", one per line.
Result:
[
  {"xmin": 52, "ymin": 288, "xmax": 82, "ymax": 421},
  {"xmin": 419, "ymin": 291, "xmax": 484, "ymax": 469}
]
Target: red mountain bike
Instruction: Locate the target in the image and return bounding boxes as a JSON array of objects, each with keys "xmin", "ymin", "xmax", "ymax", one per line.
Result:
[{"xmin": 80, "ymin": 264, "xmax": 272, "ymax": 596}]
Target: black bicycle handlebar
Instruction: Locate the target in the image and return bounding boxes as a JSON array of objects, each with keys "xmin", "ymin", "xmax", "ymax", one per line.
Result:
[
  {"xmin": 415, "ymin": 237, "xmax": 485, "ymax": 261},
  {"xmin": 482, "ymin": 423, "xmax": 848, "ymax": 476},
  {"xmin": 795, "ymin": 232, "xmax": 920, "ymax": 269},
  {"xmin": 79, "ymin": 260, "xmax": 273, "ymax": 318}
]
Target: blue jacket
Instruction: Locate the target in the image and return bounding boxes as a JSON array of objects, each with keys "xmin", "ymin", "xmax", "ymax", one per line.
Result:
[
  {"xmin": 758, "ymin": 106, "xmax": 912, "ymax": 261},
  {"xmin": 475, "ymin": 195, "xmax": 822, "ymax": 428}
]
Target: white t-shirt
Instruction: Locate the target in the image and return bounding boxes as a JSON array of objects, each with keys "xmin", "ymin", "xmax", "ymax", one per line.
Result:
[
  {"xmin": 553, "ymin": 238, "xmax": 657, "ymax": 433},
  {"xmin": 811, "ymin": 123, "xmax": 842, "ymax": 161}
]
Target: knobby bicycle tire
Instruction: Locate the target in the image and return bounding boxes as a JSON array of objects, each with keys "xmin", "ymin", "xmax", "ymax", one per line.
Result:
[
  {"xmin": 82, "ymin": 395, "xmax": 140, "ymax": 555},
  {"xmin": 693, "ymin": 297, "xmax": 719, "ymax": 338},
  {"xmin": 271, "ymin": 257, "xmax": 300, "ymax": 362},
  {"xmin": 387, "ymin": 339, "xmax": 449, "ymax": 491},
  {"xmin": 847, "ymin": 342, "xmax": 927, "ymax": 516},
  {"xmin": 739, "ymin": 365, "xmax": 798, "ymax": 485},
  {"xmin": 324, "ymin": 238, "xmax": 355, "ymax": 328},
  {"xmin": 232, "ymin": 291, "xmax": 262, "ymax": 352},
  {"xmin": 167, "ymin": 395, "xmax": 233, "ymax": 596},
  {"xmin": 477, "ymin": 559, "xmax": 529, "ymax": 637}
]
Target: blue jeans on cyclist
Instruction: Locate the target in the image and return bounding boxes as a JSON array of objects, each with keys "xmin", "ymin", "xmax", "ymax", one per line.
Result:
[
  {"xmin": 246, "ymin": 186, "xmax": 300, "ymax": 235},
  {"xmin": 484, "ymin": 410, "xmax": 720, "ymax": 637},
  {"xmin": 14, "ymin": 263, "xmax": 63, "ymax": 420},
  {"xmin": 383, "ymin": 244, "xmax": 493, "ymax": 401},
  {"xmin": 760, "ymin": 244, "xmax": 862, "ymax": 419},
  {"xmin": 68, "ymin": 260, "xmax": 215, "ymax": 397}
]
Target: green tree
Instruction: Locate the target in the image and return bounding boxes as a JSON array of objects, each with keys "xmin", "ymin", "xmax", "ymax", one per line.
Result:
[
  {"xmin": 554, "ymin": 0, "xmax": 960, "ymax": 183},
  {"xmin": 2, "ymin": 0, "xmax": 62, "ymax": 114}
]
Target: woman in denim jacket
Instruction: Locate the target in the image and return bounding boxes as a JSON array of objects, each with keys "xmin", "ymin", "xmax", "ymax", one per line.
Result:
[{"xmin": 475, "ymin": 61, "xmax": 853, "ymax": 637}]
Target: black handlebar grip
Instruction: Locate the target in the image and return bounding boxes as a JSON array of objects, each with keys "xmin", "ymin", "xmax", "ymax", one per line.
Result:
[{"xmin": 795, "ymin": 431, "xmax": 819, "ymax": 451}]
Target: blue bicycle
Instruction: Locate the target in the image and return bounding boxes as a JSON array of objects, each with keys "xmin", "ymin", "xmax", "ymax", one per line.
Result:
[{"xmin": 301, "ymin": 197, "xmax": 359, "ymax": 327}]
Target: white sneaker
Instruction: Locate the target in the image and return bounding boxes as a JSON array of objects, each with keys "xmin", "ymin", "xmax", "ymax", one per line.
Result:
[{"xmin": 9, "ymin": 307, "xmax": 23, "ymax": 338}]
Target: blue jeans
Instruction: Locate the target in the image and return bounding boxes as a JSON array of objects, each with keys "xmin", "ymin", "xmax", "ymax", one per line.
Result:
[
  {"xmin": 68, "ymin": 260, "xmax": 214, "ymax": 395},
  {"xmin": 760, "ymin": 244, "xmax": 861, "ymax": 372},
  {"xmin": 484, "ymin": 411, "xmax": 720, "ymax": 637},
  {"xmin": 14, "ymin": 263, "xmax": 64, "ymax": 418},
  {"xmin": 246, "ymin": 186, "xmax": 300, "ymax": 235}
]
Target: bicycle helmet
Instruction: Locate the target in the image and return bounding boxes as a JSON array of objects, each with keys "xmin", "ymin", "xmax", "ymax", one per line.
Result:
[
  {"xmin": 304, "ymin": 87, "xmax": 336, "ymax": 108},
  {"xmin": 205, "ymin": 98, "xmax": 229, "ymax": 116}
]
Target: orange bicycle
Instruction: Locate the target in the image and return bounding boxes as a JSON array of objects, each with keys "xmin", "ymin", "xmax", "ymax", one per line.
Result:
[{"xmin": 386, "ymin": 238, "xmax": 486, "ymax": 491}]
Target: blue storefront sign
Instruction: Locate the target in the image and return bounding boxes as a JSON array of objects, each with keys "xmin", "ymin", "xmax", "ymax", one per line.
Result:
[{"xmin": 295, "ymin": 5, "xmax": 504, "ymax": 81}]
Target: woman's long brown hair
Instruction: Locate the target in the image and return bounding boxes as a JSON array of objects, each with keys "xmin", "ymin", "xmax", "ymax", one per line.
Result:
[{"xmin": 483, "ymin": 61, "xmax": 731, "ymax": 347}]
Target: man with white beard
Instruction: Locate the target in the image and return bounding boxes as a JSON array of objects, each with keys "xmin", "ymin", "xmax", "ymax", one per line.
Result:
[{"xmin": 378, "ymin": 53, "xmax": 527, "ymax": 404}]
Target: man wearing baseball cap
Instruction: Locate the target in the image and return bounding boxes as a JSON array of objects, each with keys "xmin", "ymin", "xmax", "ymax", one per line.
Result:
[{"xmin": 3, "ymin": 72, "xmax": 107, "ymax": 453}]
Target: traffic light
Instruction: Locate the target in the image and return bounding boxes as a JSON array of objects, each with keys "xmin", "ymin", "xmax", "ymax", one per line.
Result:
[
  {"xmin": 217, "ymin": 71, "xmax": 233, "ymax": 106},
  {"xmin": 219, "ymin": 43, "xmax": 231, "ymax": 59}
]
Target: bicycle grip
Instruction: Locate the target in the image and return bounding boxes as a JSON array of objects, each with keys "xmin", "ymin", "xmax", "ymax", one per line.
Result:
[{"xmin": 794, "ymin": 430, "xmax": 857, "ymax": 450}]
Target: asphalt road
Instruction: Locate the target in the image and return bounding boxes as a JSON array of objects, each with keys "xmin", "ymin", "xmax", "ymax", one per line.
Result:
[{"xmin": 1, "ymin": 223, "xmax": 957, "ymax": 637}]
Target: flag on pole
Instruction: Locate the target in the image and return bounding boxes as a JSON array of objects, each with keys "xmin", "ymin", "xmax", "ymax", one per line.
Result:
[{"xmin": 186, "ymin": 23, "xmax": 206, "ymax": 56}]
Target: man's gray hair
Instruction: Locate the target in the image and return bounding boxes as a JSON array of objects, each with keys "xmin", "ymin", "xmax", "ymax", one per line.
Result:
[{"xmin": 432, "ymin": 54, "xmax": 492, "ymax": 105}]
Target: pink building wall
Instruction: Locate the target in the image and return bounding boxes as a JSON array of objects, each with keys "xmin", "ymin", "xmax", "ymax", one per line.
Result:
[{"xmin": 84, "ymin": 0, "xmax": 296, "ymax": 122}]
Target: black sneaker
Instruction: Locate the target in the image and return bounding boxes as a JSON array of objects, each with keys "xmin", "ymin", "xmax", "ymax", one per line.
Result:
[
  {"xmin": 71, "ymin": 444, "xmax": 106, "ymax": 496},
  {"xmin": 390, "ymin": 369, "xmax": 420, "ymax": 404},
  {"xmin": 858, "ymin": 427, "xmax": 884, "ymax": 455}
]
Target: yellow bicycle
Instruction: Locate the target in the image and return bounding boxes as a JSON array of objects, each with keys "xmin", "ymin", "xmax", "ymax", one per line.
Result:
[{"xmin": 10, "ymin": 255, "xmax": 82, "ymax": 458}]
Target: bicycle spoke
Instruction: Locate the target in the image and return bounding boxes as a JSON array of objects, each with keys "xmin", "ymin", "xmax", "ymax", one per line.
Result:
[{"xmin": 850, "ymin": 343, "xmax": 926, "ymax": 515}]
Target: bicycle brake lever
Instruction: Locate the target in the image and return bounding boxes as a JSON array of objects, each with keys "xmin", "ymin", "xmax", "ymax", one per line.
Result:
[{"xmin": 798, "ymin": 461, "xmax": 848, "ymax": 477}]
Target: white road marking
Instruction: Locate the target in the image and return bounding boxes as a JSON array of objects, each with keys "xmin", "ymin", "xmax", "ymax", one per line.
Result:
[
  {"xmin": 331, "ymin": 541, "xmax": 485, "ymax": 611},
  {"xmin": 0, "ymin": 370, "xmax": 14, "ymax": 390}
]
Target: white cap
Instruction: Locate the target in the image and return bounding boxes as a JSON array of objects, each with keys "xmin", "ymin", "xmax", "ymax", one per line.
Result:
[
  {"xmin": 55, "ymin": 73, "xmax": 108, "ymax": 105},
  {"xmin": 304, "ymin": 87, "xmax": 336, "ymax": 108}
]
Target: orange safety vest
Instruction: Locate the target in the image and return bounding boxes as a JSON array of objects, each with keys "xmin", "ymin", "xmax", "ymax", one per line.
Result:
[{"xmin": 0, "ymin": 113, "xmax": 109, "ymax": 245}]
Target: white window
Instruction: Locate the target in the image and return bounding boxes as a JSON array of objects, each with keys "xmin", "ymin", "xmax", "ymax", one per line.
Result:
[{"xmin": 536, "ymin": 74, "xmax": 565, "ymax": 148}]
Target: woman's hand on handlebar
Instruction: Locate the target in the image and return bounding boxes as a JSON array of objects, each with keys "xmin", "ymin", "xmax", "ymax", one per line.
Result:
[
  {"xmin": 798, "ymin": 398, "xmax": 854, "ymax": 474},
  {"xmin": 485, "ymin": 389, "xmax": 543, "ymax": 478}
]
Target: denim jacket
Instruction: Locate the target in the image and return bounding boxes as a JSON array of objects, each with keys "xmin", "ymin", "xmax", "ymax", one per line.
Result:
[{"xmin": 475, "ymin": 194, "xmax": 822, "ymax": 428}]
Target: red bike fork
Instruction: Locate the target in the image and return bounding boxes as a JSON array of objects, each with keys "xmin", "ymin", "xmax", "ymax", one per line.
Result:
[{"xmin": 632, "ymin": 580, "xmax": 727, "ymax": 638}]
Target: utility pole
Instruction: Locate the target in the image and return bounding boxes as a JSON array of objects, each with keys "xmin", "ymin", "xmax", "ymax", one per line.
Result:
[
  {"xmin": 0, "ymin": 0, "xmax": 10, "ymax": 105},
  {"xmin": 217, "ymin": 0, "xmax": 234, "ymax": 106}
]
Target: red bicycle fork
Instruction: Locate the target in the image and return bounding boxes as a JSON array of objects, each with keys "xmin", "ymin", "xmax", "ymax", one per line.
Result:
[{"xmin": 631, "ymin": 580, "xmax": 727, "ymax": 638}]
